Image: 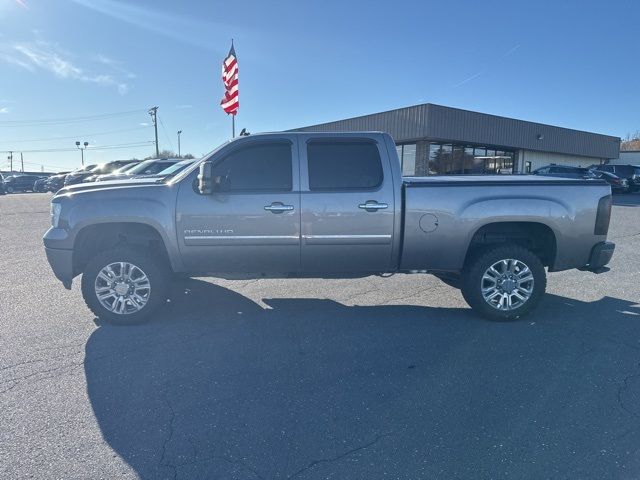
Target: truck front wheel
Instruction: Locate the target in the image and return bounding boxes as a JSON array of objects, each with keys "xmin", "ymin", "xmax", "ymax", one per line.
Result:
[
  {"xmin": 461, "ymin": 244, "xmax": 546, "ymax": 321},
  {"xmin": 81, "ymin": 247, "xmax": 169, "ymax": 325}
]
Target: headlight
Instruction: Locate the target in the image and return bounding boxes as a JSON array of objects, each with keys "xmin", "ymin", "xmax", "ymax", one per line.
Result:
[{"xmin": 50, "ymin": 202, "xmax": 62, "ymax": 228}]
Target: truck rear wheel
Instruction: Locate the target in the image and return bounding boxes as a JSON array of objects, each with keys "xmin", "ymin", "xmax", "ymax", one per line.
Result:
[
  {"xmin": 461, "ymin": 244, "xmax": 546, "ymax": 321},
  {"xmin": 81, "ymin": 247, "xmax": 169, "ymax": 325}
]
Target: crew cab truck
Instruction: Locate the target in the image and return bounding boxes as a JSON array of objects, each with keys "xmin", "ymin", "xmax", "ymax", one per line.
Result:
[{"xmin": 44, "ymin": 132, "xmax": 615, "ymax": 324}]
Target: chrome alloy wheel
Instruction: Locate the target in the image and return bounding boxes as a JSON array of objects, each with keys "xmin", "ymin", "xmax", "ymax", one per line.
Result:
[
  {"xmin": 481, "ymin": 258, "xmax": 534, "ymax": 311},
  {"xmin": 94, "ymin": 262, "xmax": 151, "ymax": 315}
]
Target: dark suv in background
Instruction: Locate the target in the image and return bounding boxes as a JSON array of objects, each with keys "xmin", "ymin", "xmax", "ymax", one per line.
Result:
[
  {"xmin": 591, "ymin": 164, "xmax": 640, "ymax": 191},
  {"xmin": 3, "ymin": 174, "xmax": 45, "ymax": 193}
]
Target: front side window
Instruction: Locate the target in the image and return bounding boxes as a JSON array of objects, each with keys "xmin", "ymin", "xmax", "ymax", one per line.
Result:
[
  {"xmin": 212, "ymin": 142, "xmax": 292, "ymax": 192},
  {"xmin": 307, "ymin": 140, "xmax": 383, "ymax": 190}
]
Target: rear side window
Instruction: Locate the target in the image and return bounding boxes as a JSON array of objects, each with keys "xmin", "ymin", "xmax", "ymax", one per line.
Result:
[
  {"xmin": 307, "ymin": 140, "xmax": 383, "ymax": 190},
  {"xmin": 212, "ymin": 142, "xmax": 292, "ymax": 192}
]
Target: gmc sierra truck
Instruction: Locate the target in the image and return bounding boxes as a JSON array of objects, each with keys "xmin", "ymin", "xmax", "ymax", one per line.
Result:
[{"xmin": 44, "ymin": 132, "xmax": 615, "ymax": 324}]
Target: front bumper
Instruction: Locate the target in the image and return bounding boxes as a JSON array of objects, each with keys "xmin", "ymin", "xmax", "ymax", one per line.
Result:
[{"xmin": 585, "ymin": 241, "xmax": 615, "ymax": 271}]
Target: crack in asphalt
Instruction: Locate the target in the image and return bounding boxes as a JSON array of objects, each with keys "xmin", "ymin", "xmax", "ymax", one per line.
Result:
[
  {"xmin": 173, "ymin": 454, "xmax": 267, "ymax": 480},
  {"xmin": 0, "ymin": 333, "xmax": 207, "ymax": 394},
  {"xmin": 159, "ymin": 395, "xmax": 178, "ymax": 480},
  {"xmin": 287, "ymin": 432, "xmax": 392, "ymax": 479},
  {"xmin": 617, "ymin": 362, "xmax": 640, "ymax": 417}
]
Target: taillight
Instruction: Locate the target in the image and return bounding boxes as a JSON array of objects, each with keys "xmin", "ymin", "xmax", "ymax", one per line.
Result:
[{"xmin": 594, "ymin": 195, "xmax": 612, "ymax": 235}]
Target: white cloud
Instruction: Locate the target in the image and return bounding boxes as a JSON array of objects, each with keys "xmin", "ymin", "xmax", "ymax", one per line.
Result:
[
  {"xmin": 0, "ymin": 40, "xmax": 132, "ymax": 95},
  {"xmin": 0, "ymin": 107, "xmax": 9, "ymax": 114}
]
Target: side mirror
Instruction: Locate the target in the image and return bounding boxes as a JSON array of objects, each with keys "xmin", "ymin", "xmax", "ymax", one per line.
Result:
[{"xmin": 198, "ymin": 161, "xmax": 213, "ymax": 195}]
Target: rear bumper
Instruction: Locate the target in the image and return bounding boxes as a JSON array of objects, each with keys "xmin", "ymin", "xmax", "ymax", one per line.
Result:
[
  {"xmin": 585, "ymin": 241, "xmax": 615, "ymax": 270},
  {"xmin": 45, "ymin": 247, "xmax": 74, "ymax": 289}
]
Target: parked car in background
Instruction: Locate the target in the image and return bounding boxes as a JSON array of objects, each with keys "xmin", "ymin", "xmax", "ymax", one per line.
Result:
[
  {"xmin": 4, "ymin": 174, "xmax": 45, "ymax": 193},
  {"xmin": 64, "ymin": 161, "xmax": 136, "ymax": 186},
  {"xmin": 95, "ymin": 158, "xmax": 182, "ymax": 182},
  {"xmin": 590, "ymin": 170, "xmax": 630, "ymax": 193},
  {"xmin": 0, "ymin": 173, "xmax": 5, "ymax": 195},
  {"xmin": 82, "ymin": 160, "xmax": 139, "ymax": 183},
  {"xmin": 63, "ymin": 165, "xmax": 97, "ymax": 186},
  {"xmin": 33, "ymin": 177, "xmax": 50, "ymax": 192},
  {"xmin": 92, "ymin": 162, "xmax": 140, "ymax": 182},
  {"xmin": 532, "ymin": 164, "xmax": 594, "ymax": 179},
  {"xmin": 44, "ymin": 172, "xmax": 70, "ymax": 193},
  {"xmin": 591, "ymin": 164, "xmax": 640, "ymax": 191}
]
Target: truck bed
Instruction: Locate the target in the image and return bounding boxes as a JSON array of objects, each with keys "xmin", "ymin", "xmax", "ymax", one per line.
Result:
[{"xmin": 400, "ymin": 175, "xmax": 611, "ymax": 273}]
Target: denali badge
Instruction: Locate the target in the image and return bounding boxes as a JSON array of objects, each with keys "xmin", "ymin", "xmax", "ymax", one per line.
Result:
[{"xmin": 184, "ymin": 228, "xmax": 234, "ymax": 236}]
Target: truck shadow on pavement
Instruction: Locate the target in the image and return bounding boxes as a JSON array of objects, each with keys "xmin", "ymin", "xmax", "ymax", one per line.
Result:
[
  {"xmin": 613, "ymin": 192, "xmax": 640, "ymax": 207},
  {"xmin": 85, "ymin": 279, "xmax": 640, "ymax": 480}
]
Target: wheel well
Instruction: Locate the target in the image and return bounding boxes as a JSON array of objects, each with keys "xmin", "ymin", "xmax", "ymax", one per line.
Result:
[
  {"xmin": 73, "ymin": 223, "xmax": 170, "ymax": 275},
  {"xmin": 464, "ymin": 222, "xmax": 557, "ymax": 268}
]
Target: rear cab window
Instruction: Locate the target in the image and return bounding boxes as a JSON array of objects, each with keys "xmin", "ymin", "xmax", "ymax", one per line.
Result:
[{"xmin": 306, "ymin": 139, "xmax": 383, "ymax": 190}]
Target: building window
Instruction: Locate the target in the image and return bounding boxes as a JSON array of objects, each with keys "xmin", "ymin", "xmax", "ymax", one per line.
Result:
[
  {"xmin": 427, "ymin": 142, "xmax": 515, "ymax": 175},
  {"xmin": 396, "ymin": 143, "xmax": 417, "ymax": 176},
  {"xmin": 397, "ymin": 141, "xmax": 516, "ymax": 176},
  {"xmin": 525, "ymin": 161, "xmax": 532, "ymax": 173},
  {"xmin": 401, "ymin": 144, "xmax": 416, "ymax": 176}
]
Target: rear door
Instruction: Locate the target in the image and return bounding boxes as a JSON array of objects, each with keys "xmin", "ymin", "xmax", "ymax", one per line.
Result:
[
  {"xmin": 299, "ymin": 135, "xmax": 395, "ymax": 272},
  {"xmin": 176, "ymin": 136, "xmax": 301, "ymax": 273}
]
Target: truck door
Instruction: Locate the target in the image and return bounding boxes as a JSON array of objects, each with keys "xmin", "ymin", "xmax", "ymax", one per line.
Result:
[
  {"xmin": 300, "ymin": 135, "xmax": 395, "ymax": 272},
  {"xmin": 176, "ymin": 136, "xmax": 301, "ymax": 273}
]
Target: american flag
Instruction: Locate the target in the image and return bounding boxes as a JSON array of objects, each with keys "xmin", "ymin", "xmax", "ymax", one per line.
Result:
[{"xmin": 220, "ymin": 44, "xmax": 239, "ymax": 115}]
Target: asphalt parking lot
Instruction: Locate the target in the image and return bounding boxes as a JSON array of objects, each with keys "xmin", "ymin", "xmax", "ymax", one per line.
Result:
[{"xmin": 1, "ymin": 192, "xmax": 639, "ymax": 479}]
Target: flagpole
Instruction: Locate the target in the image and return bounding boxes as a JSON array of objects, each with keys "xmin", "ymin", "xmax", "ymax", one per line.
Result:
[{"xmin": 232, "ymin": 114, "xmax": 235, "ymax": 138}]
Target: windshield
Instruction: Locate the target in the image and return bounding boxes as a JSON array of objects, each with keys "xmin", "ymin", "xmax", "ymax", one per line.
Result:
[
  {"xmin": 129, "ymin": 159, "xmax": 179, "ymax": 176},
  {"xmin": 123, "ymin": 159, "xmax": 157, "ymax": 175},
  {"xmin": 111, "ymin": 162, "xmax": 140, "ymax": 174},
  {"xmin": 157, "ymin": 159, "xmax": 194, "ymax": 176},
  {"xmin": 90, "ymin": 163, "xmax": 118, "ymax": 174}
]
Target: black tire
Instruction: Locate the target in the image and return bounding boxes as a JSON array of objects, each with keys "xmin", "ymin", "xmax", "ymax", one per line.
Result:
[
  {"xmin": 461, "ymin": 244, "xmax": 546, "ymax": 321},
  {"xmin": 6, "ymin": 186, "xmax": 13, "ymax": 194},
  {"xmin": 81, "ymin": 247, "xmax": 170, "ymax": 325}
]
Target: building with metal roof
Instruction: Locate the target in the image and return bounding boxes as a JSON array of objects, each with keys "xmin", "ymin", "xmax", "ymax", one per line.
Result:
[{"xmin": 292, "ymin": 103, "xmax": 620, "ymax": 176}]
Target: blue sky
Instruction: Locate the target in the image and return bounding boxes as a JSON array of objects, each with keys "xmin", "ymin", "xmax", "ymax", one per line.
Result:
[{"xmin": 0, "ymin": 0, "xmax": 638, "ymax": 172}]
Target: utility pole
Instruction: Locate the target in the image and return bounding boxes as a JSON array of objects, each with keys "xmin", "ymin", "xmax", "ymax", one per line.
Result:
[
  {"xmin": 8, "ymin": 151, "xmax": 12, "ymax": 172},
  {"xmin": 148, "ymin": 106, "xmax": 159, "ymax": 158},
  {"xmin": 177, "ymin": 130, "xmax": 182, "ymax": 157},
  {"xmin": 20, "ymin": 152, "xmax": 23, "ymax": 172}
]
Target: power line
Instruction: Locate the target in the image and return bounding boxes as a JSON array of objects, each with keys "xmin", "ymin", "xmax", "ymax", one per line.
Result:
[
  {"xmin": 0, "ymin": 141, "xmax": 155, "ymax": 154},
  {"xmin": 159, "ymin": 117, "xmax": 175, "ymax": 151},
  {"xmin": 0, "ymin": 126, "xmax": 152, "ymax": 144},
  {"xmin": 0, "ymin": 109, "xmax": 148, "ymax": 127}
]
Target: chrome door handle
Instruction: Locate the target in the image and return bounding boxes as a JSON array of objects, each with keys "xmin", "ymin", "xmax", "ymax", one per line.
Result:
[
  {"xmin": 358, "ymin": 201, "xmax": 388, "ymax": 211},
  {"xmin": 264, "ymin": 203, "xmax": 294, "ymax": 213}
]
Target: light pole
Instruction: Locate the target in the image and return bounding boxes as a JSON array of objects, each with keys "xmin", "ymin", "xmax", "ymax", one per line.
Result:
[
  {"xmin": 75, "ymin": 141, "xmax": 89, "ymax": 167},
  {"xmin": 177, "ymin": 130, "xmax": 182, "ymax": 157}
]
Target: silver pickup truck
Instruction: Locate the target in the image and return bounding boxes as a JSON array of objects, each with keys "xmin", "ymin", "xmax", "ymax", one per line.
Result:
[{"xmin": 44, "ymin": 132, "xmax": 615, "ymax": 324}]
